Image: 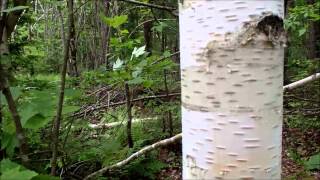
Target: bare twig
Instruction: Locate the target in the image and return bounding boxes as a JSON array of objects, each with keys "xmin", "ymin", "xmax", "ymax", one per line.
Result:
[{"xmin": 83, "ymin": 133, "xmax": 182, "ymax": 180}]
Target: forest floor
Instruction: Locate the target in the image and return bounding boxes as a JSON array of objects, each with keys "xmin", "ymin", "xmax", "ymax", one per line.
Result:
[{"xmin": 156, "ymin": 125, "xmax": 320, "ymax": 180}]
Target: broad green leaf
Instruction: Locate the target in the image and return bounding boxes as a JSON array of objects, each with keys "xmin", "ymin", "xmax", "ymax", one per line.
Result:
[
  {"xmin": 113, "ymin": 58, "xmax": 123, "ymax": 70},
  {"xmin": 131, "ymin": 46, "xmax": 146, "ymax": 59},
  {"xmin": 1, "ymin": 159, "xmax": 21, "ymax": 172},
  {"xmin": 1, "ymin": 6, "xmax": 29, "ymax": 13},
  {"xmin": 24, "ymin": 113, "xmax": 51, "ymax": 130},
  {"xmin": 298, "ymin": 28, "xmax": 307, "ymax": 36},
  {"xmin": 1, "ymin": 132, "xmax": 18, "ymax": 155},
  {"xmin": 1, "ymin": 167, "xmax": 38, "ymax": 180},
  {"xmin": 143, "ymin": 80, "xmax": 153, "ymax": 88},
  {"xmin": 0, "ymin": 87, "xmax": 22, "ymax": 106},
  {"xmin": 305, "ymin": 153, "xmax": 320, "ymax": 170},
  {"xmin": 101, "ymin": 15, "xmax": 128, "ymax": 28},
  {"xmin": 0, "ymin": 159, "xmax": 38, "ymax": 180},
  {"xmin": 20, "ymin": 105, "xmax": 39, "ymax": 126}
]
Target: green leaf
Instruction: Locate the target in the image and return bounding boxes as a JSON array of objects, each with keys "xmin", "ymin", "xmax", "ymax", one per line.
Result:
[
  {"xmin": 24, "ymin": 113, "xmax": 51, "ymax": 130},
  {"xmin": 2, "ymin": 116, "xmax": 16, "ymax": 134},
  {"xmin": 1, "ymin": 6, "xmax": 29, "ymax": 13},
  {"xmin": 120, "ymin": 29, "xmax": 129, "ymax": 35},
  {"xmin": 20, "ymin": 105, "xmax": 39, "ymax": 126},
  {"xmin": 143, "ymin": 80, "xmax": 153, "ymax": 88},
  {"xmin": 128, "ymin": 78, "xmax": 144, "ymax": 85},
  {"xmin": 131, "ymin": 46, "xmax": 146, "ymax": 59},
  {"xmin": 1, "ymin": 167, "xmax": 38, "ymax": 180},
  {"xmin": 298, "ymin": 28, "xmax": 307, "ymax": 36},
  {"xmin": 132, "ymin": 68, "xmax": 142, "ymax": 78},
  {"xmin": 62, "ymin": 105, "xmax": 80, "ymax": 115},
  {"xmin": 113, "ymin": 58, "xmax": 124, "ymax": 70},
  {"xmin": 31, "ymin": 175, "xmax": 60, "ymax": 180},
  {"xmin": 305, "ymin": 153, "xmax": 320, "ymax": 170},
  {"xmin": 64, "ymin": 88, "xmax": 82, "ymax": 99},
  {"xmin": 163, "ymin": 50, "xmax": 171, "ymax": 58},
  {"xmin": 152, "ymin": 22, "xmax": 169, "ymax": 32},
  {"xmin": 0, "ymin": 87, "xmax": 22, "ymax": 106},
  {"xmin": 0, "ymin": 159, "xmax": 38, "ymax": 180},
  {"xmin": 1, "ymin": 132, "xmax": 18, "ymax": 156},
  {"xmin": 1, "ymin": 159, "xmax": 21, "ymax": 172},
  {"xmin": 101, "ymin": 15, "xmax": 128, "ymax": 28}
]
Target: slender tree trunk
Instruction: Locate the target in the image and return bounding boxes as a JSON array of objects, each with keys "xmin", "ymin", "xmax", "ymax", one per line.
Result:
[
  {"xmin": 306, "ymin": 0, "xmax": 320, "ymax": 60},
  {"xmin": 125, "ymin": 83, "xmax": 133, "ymax": 148},
  {"xmin": 284, "ymin": 0, "xmax": 293, "ymax": 85},
  {"xmin": 68, "ymin": 0, "xmax": 79, "ymax": 77},
  {"xmin": 0, "ymin": 94, "xmax": 2, "ymax": 124},
  {"xmin": 0, "ymin": 96, "xmax": 3, "ymax": 159},
  {"xmin": 0, "ymin": 65, "xmax": 29, "ymax": 163},
  {"xmin": 143, "ymin": 20, "xmax": 152, "ymax": 54},
  {"xmin": 179, "ymin": 1, "xmax": 285, "ymax": 179},
  {"xmin": 164, "ymin": 70, "xmax": 173, "ymax": 137},
  {"xmin": 58, "ymin": 8, "xmax": 66, "ymax": 54},
  {"xmin": 0, "ymin": 82, "xmax": 29, "ymax": 154},
  {"xmin": 51, "ymin": 0, "xmax": 73, "ymax": 175},
  {"xmin": 0, "ymin": 0, "xmax": 29, "ymax": 165},
  {"xmin": 100, "ymin": 0, "xmax": 110, "ymax": 69}
]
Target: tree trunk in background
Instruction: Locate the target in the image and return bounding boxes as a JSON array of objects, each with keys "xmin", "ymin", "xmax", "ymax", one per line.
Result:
[
  {"xmin": 306, "ymin": 0, "xmax": 320, "ymax": 60},
  {"xmin": 101, "ymin": 0, "xmax": 111, "ymax": 69},
  {"xmin": 144, "ymin": 20, "xmax": 152, "ymax": 54},
  {"xmin": 179, "ymin": 0, "xmax": 285, "ymax": 179},
  {"xmin": 68, "ymin": 0, "xmax": 79, "ymax": 77},
  {"xmin": 284, "ymin": 0, "xmax": 294, "ymax": 84}
]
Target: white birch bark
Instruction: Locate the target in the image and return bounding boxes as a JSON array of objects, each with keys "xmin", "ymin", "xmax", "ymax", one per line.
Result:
[{"xmin": 179, "ymin": 0, "xmax": 285, "ymax": 179}]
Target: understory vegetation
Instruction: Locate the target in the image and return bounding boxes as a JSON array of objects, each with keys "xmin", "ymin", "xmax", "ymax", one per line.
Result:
[{"xmin": 0, "ymin": 0, "xmax": 319, "ymax": 179}]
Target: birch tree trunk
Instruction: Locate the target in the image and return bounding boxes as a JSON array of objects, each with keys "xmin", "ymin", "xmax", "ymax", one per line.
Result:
[{"xmin": 179, "ymin": 0, "xmax": 285, "ymax": 179}]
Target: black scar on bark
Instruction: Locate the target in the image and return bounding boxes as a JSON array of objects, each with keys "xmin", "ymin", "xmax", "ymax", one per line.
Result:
[{"xmin": 257, "ymin": 15, "xmax": 284, "ymax": 38}]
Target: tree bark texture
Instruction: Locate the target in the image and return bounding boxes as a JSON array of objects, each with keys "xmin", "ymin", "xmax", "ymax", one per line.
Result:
[
  {"xmin": 125, "ymin": 83, "xmax": 134, "ymax": 148},
  {"xmin": 179, "ymin": 0, "xmax": 285, "ymax": 179},
  {"xmin": 0, "ymin": 0, "xmax": 29, "ymax": 163},
  {"xmin": 68, "ymin": 0, "xmax": 79, "ymax": 77}
]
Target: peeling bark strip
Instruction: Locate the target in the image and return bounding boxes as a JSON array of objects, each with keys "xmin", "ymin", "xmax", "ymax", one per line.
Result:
[{"xmin": 179, "ymin": 0, "xmax": 284, "ymax": 179}]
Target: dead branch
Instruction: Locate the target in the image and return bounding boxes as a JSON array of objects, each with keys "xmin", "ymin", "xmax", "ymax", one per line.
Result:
[
  {"xmin": 283, "ymin": 73, "xmax": 320, "ymax": 91},
  {"xmin": 88, "ymin": 117, "xmax": 159, "ymax": 129},
  {"xmin": 83, "ymin": 133, "xmax": 182, "ymax": 180},
  {"xmin": 73, "ymin": 92, "xmax": 181, "ymax": 118}
]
